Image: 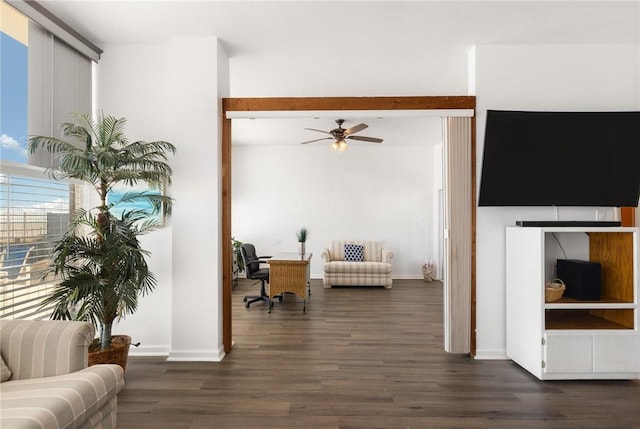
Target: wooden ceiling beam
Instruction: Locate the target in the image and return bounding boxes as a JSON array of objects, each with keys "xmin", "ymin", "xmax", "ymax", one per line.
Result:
[{"xmin": 223, "ymin": 96, "xmax": 476, "ymax": 112}]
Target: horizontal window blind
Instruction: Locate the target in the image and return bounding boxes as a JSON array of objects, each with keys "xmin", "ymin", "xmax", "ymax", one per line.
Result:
[
  {"xmin": 0, "ymin": 171, "xmax": 76, "ymax": 319},
  {"xmin": 1, "ymin": 2, "xmax": 91, "ymax": 321}
]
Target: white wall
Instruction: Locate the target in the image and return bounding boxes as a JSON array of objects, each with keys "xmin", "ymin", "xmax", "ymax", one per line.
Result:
[
  {"xmin": 232, "ymin": 143, "xmax": 438, "ymax": 278},
  {"xmin": 432, "ymin": 141, "xmax": 444, "ymax": 280},
  {"xmin": 167, "ymin": 38, "xmax": 228, "ymax": 361},
  {"xmin": 230, "ymin": 47, "xmax": 469, "ymax": 97},
  {"xmin": 95, "ymin": 43, "xmax": 173, "ymax": 355},
  {"xmin": 474, "ymin": 44, "xmax": 640, "ymax": 359},
  {"xmin": 96, "ymin": 38, "xmax": 229, "ymax": 360}
]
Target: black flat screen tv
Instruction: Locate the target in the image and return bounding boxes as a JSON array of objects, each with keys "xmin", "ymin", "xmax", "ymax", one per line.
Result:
[{"xmin": 478, "ymin": 110, "xmax": 640, "ymax": 207}]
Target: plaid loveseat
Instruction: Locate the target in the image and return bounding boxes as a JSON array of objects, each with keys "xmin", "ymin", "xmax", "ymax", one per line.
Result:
[
  {"xmin": 0, "ymin": 319, "xmax": 125, "ymax": 429},
  {"xmin": 321, "ymin": 240, "xmax": 393, "ymax": 289}
]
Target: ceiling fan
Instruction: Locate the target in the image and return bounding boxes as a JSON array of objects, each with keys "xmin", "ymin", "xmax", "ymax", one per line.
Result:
[{"xmin": 301, "ymin": 119, "xmax": 383, "ymax": 151}]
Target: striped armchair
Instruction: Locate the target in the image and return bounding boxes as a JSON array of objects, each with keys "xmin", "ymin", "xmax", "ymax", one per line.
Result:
[
  {"xmin": 0, "ymin": 319, "xmax": 125, "ymax": 429},
  {"xmin": 321, "ymin": 240, "xmax": 393, "ymax": 289}
]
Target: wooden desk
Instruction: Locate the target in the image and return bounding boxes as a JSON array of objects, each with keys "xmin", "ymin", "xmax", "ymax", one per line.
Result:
[{"xmin": 268, "ymin": 252, "xmax": 312, "ymax": 313}]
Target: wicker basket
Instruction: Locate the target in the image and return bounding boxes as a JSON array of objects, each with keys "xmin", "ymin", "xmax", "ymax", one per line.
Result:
[
  {"xmin": 88, "ymin": 335, "xmax": 131, "ymax": 372},
  {"xmin": 545, "ymin": 278, "xmax": 566, "ymax": 302}
]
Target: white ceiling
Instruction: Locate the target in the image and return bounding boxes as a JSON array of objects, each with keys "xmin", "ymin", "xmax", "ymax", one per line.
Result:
[
  {"xmin": 39, "ymin": 1, "xmax": 639, "ymax": 52},
  {"xmin": 33, "ymin": 0, "xmax": 640, "ymax": 146}
]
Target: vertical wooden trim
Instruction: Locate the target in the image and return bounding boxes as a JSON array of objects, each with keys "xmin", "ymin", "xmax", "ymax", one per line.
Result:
[
  {"xmin": 470, "ymin": 115, "xmax": 477, "ymax": 357},
  {"xmin": 621, "ymin": 207, "xmax": 635, "ymax": 227},
  {"xmin": 222, "ymin": 115, "xmax": 232, "ymax": 353}
]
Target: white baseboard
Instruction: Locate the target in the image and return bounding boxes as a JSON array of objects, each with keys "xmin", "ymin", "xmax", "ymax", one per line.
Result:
[
  {"xmin": 167, "ymin": 346, "xmax": 226, "ymax": 362},
  {"xmin": 392, "ymin": 274, "xmax": 440, "ymax": 280},
  {"xmin": 128, "ymin": 345, "xmax": 170, "ymax": 357},
  {"xmin": 473, "ymin": 349, "xmax": 509, "ymax": 360},
  {"xmin": 128, "ymin": 345, "xmax": 226, "ymax": 362}
]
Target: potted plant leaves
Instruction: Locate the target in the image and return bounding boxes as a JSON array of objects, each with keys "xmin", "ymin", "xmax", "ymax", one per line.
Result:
[{"xmin": 28, "ymin": 113, "xmax": 175, "ymax": 370}]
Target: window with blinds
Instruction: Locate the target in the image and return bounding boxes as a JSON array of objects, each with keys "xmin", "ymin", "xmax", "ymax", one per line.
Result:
[
  {"xmin": 0, "ymin": 1, "xmax": 95, "ymax": 320},
  {"xmin": 0, "ymin": 171, "xmax": 77, "ymax": 319}
]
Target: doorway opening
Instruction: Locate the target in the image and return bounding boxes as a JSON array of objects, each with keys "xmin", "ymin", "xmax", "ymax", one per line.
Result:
[{"xmin": 221, "ymin": 96, "xmax": 477, "ymax": 356}]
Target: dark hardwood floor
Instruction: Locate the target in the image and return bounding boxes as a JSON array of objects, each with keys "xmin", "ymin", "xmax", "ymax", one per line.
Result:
[{"xmin": 117, "ymin": 279, "xmax": 640, "ymax": 428}]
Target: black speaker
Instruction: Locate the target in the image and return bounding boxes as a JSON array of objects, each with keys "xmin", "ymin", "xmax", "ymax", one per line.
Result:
[{"xmin": 556, "ymin": 259, "xmax": 601, "ymax": 300}]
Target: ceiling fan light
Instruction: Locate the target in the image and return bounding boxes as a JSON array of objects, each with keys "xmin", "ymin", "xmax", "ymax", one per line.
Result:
[
  {"xmin": 331, "ymin": 141, "xmax": 339, "ymax": 150},
  {"xmin": 338, "ymin": 140, "xmax": 348, "ymax": 151}
]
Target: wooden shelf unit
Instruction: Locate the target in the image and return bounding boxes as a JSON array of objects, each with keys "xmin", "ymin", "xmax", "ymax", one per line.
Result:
[{"xmin": 506, "ymin": 226, "xmax": 640, "ymax": 380}]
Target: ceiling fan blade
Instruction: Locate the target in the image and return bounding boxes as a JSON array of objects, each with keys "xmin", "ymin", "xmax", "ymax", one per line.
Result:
[
  {"xmin": 301, "ymin": 137, "xmax": 332, "ymax": 144},
  {"xmin": 344, "ymin": 123, "xmax": 368, "ymax": 135},
  {"xmin": 304, "ymin": 128, "xmax": 331, "ymax": 134},
  {"xmin": 347, "ymin": 135, "xmax": 383, "ymax": 143}
]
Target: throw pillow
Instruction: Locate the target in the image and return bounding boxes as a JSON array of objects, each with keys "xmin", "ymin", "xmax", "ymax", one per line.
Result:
[
  {"xmin": 1, "ymin": 353, "xmax": 11, "ymax": 382},
  {"xmin": 344, "ymin": 244, "xmax": 364, "ymax": 262}
]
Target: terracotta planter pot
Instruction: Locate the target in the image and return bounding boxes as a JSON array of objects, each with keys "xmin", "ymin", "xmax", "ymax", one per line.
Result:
[{"xmin": 88, "ymin": 335, "xmax": 131, "ymax": 372}]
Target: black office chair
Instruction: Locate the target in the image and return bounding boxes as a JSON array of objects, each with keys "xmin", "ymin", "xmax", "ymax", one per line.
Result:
[{"xmin": 240, "ymin": 243, "xmax": 276, "ymax": 308}]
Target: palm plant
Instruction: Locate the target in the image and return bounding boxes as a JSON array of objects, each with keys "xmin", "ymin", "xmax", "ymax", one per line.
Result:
[{"xmin": 28, "ymin": 113, "xmax": 176, "ymax": 350}]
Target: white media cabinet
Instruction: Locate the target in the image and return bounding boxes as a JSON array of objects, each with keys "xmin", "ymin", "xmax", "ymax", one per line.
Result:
[{"xmin": 506, "ymin": 226, "xmax": 640, "ymax": 380}]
